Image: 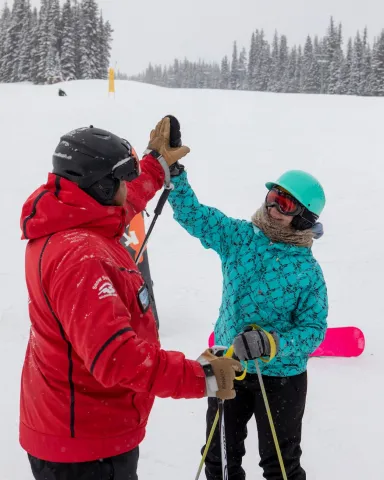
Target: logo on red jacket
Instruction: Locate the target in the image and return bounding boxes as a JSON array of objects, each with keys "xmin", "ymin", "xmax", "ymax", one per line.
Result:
[{"xmin": 93, "ymin": 276, "xmax": 117, "ymax": 300}]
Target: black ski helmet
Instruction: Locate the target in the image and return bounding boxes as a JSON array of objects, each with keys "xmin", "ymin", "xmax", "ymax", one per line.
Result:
[{"xmin": 52, "ymin": 126, "xmax": 140, "ymax": 205}]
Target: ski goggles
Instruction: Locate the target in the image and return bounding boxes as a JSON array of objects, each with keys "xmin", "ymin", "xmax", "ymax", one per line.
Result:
[
  {"xmin": 112, "ymin": 144, "xmax": 140, "ymax": 183},
  {"xmin": 265, "ymin": 187, "xmax": 304, "ymax": 216}
]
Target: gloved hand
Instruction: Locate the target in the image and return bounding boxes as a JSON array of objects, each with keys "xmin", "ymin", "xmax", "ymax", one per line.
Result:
[
  {"xmin": 147, "ymin": 117, "xmax": 190, "ymax": 167},
  {"xmin": 198, "ymin": 349, "xmax": 242, "ymax": 400},
  {"xmin": 233, "ymin": 328, "xmax": 279, "ymax": 361}
]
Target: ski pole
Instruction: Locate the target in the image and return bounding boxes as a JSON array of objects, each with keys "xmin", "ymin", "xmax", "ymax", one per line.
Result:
[
  {"xmin": 218, "ymin": 399, "xmax": 228, "ymax": 480},
  {"xmin": 254, "ymin": 359, "xmax": 288, "ymax": 480},
  {"xmin": 194, "ymin": 347, "xmax": 246, "ymax": 480},
  {"xmin": 134, "ymin": 184, "xmax": 173, "ymax": 265},
  {"xmin": 195, "ymin": 409, "xmax": 219, "ymax": 480},
  {"xmin": 135, "ymin": 114, "xmax": 181, "ymax": 265}
]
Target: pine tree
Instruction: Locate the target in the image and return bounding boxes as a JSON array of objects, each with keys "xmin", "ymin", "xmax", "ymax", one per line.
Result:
[
  {"xmin": 247, "ymin": 32, "xmax": 256, "ymax": 90},
  {"xmin": 259, "ymin": 40, "xmax": 271, "ymax": 91},
  {"xmin": 26, "ymin": 8, "xmax": 39, "ymax": 83},
  {"xmin": 17, "ymin": 0, "xmax": 33, "ymax": 81},
  {"xmin": 268, "ymin": 31, "xmax": 279, "ymax": 91},
  {"xmin": 286, "ymin": 46, "xmax": 298, "ymax": 93},
  {"xmin": 302, "ymin": 36, "xmax": 320, "ymax": 93},
  {"xmin": 0, "ymin": 3, "xmax": 11, "ymax": 73},
  {"xmin": 328, "ymin": 23, "xmax": 343, "ymax": 94},
  {"xmin": 336, "ymin": 38, "xmax": 352, "ymax": 94},
  {"xmin": 296, "ymin": 45, "xmax": 303, "ymax": 91},
  {"xmin": 278, "ymin": 34, "xmax": 289, "ymax": 92},
  {"xmin": 238, "ymin": 47, "xmax": 247, "ymax": 90},
  {"xmin": 371, "ymin": 32, "xmax": 384, "ymax": 95},
  {"xmin": 34, "ymin": 0, "xmax": 49, "ymax": 84},
  {"xmin": 61, "ymin": 0, "xmax": 76, "ymax": 80},
  {"xmin": 230, "ymin": 41, "xmax": 239, "ymax": 89},
  {"xmin": 350, "ymin": 31, "xmax": 364, "ymax": 95},
  {"xmin": 97, "ymin": 15, "xmax": 112, "ymax": 79},
  {"xmin": 68, "ymin": 0, "xmax": 79, "ymax": 79},
  {"xmin": 45, "ymin": 0, "xmax": 62, "ymax": 84},
  {"xmin": 79, "ymin": 0, "xmax": 99, "ymax": 79},
  {"xmin": 324, "ymin": 16, "xmax": 339, "ymax": 92},
  {"xmin": 0, "ymin": 0, "xmax": 29, "ymax": 82},
  {"xmin": 220, "ymin": 55, "xmax": 230, "ymax": 89},
  {"xmin": 363, "ymin": 44, "xmax": 373, "ymax": 96}
]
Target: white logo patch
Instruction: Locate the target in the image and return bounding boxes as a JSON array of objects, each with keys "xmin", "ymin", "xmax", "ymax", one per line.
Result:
[
  {"xmin": 98, "ymin": 282, "xmax": 117, "ymax": 300},
  {"xmin": 93, "ymin": 276, "xmax": 117, "ymax": 300}
]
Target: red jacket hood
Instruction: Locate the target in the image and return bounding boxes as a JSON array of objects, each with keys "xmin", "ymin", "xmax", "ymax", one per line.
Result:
[{"xmin": 21, "ymin": 173, "xmax": 129, "ymax": 240}]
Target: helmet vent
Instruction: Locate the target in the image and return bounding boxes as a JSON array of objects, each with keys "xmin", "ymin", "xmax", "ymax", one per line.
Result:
[{"xmin": 93, "ymin": 133, "xmax": 111, "ymax": 140}]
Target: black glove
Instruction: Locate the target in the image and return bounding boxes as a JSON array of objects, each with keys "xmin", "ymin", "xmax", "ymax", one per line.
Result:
[
  {"xmin": 233, "ymin": 327, "xmax": 279, "ymax": 361},
  {"xmin": 167, "ymin": 114, "xmax": 185, "ymax": 177}
]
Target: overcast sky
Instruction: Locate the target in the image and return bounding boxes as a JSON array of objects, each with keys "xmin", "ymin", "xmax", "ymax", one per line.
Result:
[{"xmin": 1, "ymin": 0, "xmax": 384, "ymax": 75}]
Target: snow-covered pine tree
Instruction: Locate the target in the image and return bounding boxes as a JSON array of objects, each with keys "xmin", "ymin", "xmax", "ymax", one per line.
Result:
[
  {"xmin": 45, "ymin": 0, "xmax": 62, "ymax": 84},
  {"xmin": 258, "ymin": 40, "xmax": 271, "ymax": 91},
  {"xmin": 230, "ymin": 41, "xmax": 239, "ymax": 90},
  {"xmin": 363, "ymin": 44, "xmax": 373, "ymax": 96},
  {"xmin": 296, "ymin": 45, "xmax": 303, "ymax": 92},
  {"xmin": 0, "ymin": 0, "xmax": 29, "ymax": 82},
  {"xmin": 328, "ymin": 22, "xmax": 343, "ymax": 94},
  {"xmin": 0, "ymin": 3, "xmax": 11, "ymax": 76},
  {"xmin": 323, "ymin": 16, "xmax": 339, "ymax": 92},
  {"xmin": 79, "ymin": 0, "xmax": 99, "ymax": 79},
  {"xmin": 286, "ymin": 46, "xmax": 298, "ymax": 93},
  {"xmin": 350, "ymin": 31, "xmax": 364, "ymax": 95},
  {"xmin": 238, "ymin": 47, "xmax": 247, "ymax": 90},
  {"xmin": 361, "ymin": 27, "xmax": 372, "ymax": 96},
  {"xmin": 97, "ymin": 15, "xmax": 112, "ymax": 79},
  {"xmin": 35, "ymin": 0, "xmax": 49, "ymax": 84},
  {"xmin": 28, "ymin": 7, "xmax": 39, "ymax": 83},
  {"xmin": 220, "ymin": 55, "xmax": 230, "ymax": 89},
  {"xmin": 337, "ymin": 37, "xmax": 352, "ymax": 94},
  {"xmin": 71, "ymin": 0, "xmax": 82, "ymax": 79},
  {"xmin": 278, "ymin": 34, "xmax": 289, "ymax": 92},
  {"xmin": 301, "ymin": 35, "xmax": 320, "ymax": 93},
  {"xmin": 370, "ymin": 31, "xmax": 384, "ymax": 96},
  {"xmin": 247, "ymin": 32, "xmax": 256, "ymax": 90},
  {"xmin": 17, "ymin": 0, "xmax": 33, "ymax": 81},
  {"xmin": 267, "ymin": 31, "xmax": 279, "ymax": 91},
  {"xmin": 61, "ymin": 0, "xmax": 76, "ymax": 81}
]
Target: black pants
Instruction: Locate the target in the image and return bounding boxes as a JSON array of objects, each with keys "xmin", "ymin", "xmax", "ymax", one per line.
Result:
[
  {"xmin": 28, "ymin": 447, "xmax": 139, "ymax": 480},
  {"xmin": 204, "ymin": 372, "xmax": 307, "ymax": 480}
]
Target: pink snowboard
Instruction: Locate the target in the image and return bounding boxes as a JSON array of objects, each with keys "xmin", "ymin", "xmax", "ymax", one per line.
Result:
[
  {"xmin": 208, "ymin": 327, "xmax": 365, "ymax": 358},
  {"xmin": 310, "ymin": 326, "xmax": 365, "ymax": 357}
]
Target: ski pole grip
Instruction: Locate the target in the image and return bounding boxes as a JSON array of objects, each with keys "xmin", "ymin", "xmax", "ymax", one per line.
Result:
[{"xmin": 167, "ymin": 115, "xmax": 182, "ymax": 148}]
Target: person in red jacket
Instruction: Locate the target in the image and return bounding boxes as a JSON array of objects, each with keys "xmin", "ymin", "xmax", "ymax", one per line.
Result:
[{"xmin": 20, "ymin": 117, "xmax": 241, "ymax": 480}]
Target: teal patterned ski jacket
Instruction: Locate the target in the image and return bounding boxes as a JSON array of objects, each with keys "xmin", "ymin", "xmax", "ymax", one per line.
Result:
[{"xmin": 168, "ymin": 172, "xmax": 328, "ymax": 376}]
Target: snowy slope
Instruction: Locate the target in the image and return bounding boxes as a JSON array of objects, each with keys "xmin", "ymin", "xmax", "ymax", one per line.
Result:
[{"xmin": 0, "ymin": 80, "xmax": 382, "ymax": 480}]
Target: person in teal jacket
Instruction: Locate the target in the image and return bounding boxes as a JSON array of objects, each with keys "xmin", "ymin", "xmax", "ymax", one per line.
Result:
[{"xmin": 167, "ymin": 160, "xmax": 328, "ymax": 480}]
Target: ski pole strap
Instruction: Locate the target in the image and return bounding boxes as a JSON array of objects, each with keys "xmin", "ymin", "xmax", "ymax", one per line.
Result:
[
  {"xmin": 224, "ymin": 345, "xmax": 247, "ymax": 381},
  {"xmin": 249, "ymin": 324, "xmax": 277, "ymax": 363}
]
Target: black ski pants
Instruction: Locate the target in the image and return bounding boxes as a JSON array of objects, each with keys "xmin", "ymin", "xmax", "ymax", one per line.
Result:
[
  {"xmin": 204, "ymin": 372, "xmax": 307, "ymax": 480},
  {"xmin": 28, "ymin": 446, "xmax": 139, "ymax": 480}
]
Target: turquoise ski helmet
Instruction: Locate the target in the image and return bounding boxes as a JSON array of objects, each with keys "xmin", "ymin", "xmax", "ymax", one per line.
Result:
[{"xmin": 265, "ymin": 170, "xmax": 325, "ymax": 216}]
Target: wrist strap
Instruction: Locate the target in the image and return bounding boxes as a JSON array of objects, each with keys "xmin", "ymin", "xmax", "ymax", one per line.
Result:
[{"xmin": 143, "ymin": 149, "xmax": 171, "ymax": 187}]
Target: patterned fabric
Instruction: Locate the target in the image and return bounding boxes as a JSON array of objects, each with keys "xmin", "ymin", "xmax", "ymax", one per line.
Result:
[{"xmin": 168, "ymin": 172, "xmax": 328, "ymax": 376}]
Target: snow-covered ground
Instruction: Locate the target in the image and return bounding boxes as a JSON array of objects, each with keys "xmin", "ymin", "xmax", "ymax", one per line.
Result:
[{"xmin": 0, "ymin": 80, "xmax": 382, "ymax": 479}]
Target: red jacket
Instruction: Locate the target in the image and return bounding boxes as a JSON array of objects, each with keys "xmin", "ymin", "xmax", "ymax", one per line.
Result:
[{"xmin": 19, "ymin": 154, "xmax": 206, "ymax": 463}]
